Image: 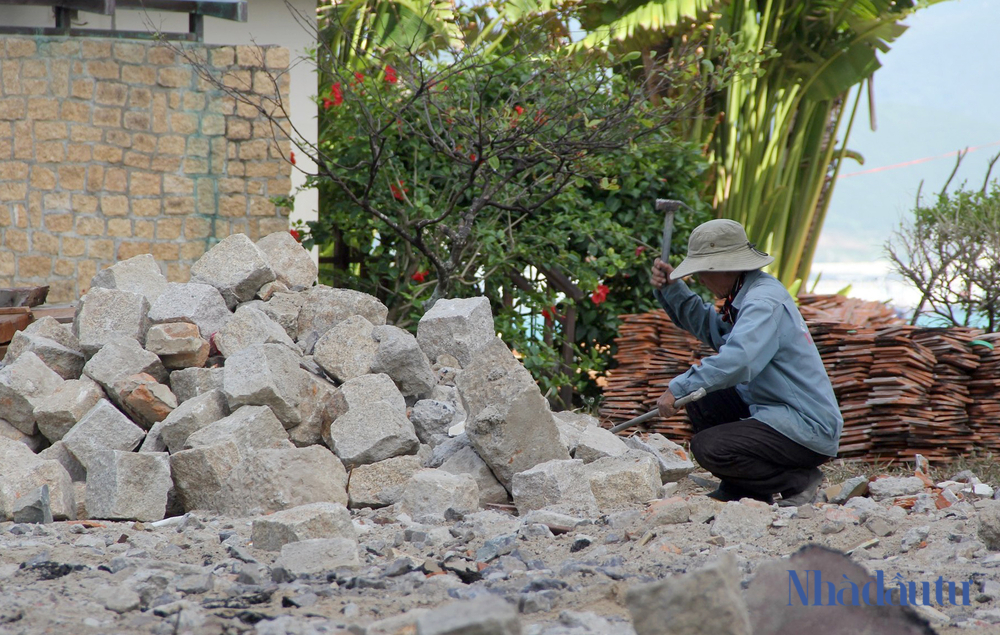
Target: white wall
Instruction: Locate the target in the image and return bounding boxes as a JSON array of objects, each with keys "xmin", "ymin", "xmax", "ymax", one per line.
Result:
[{"xmin": 2, "ymin": 1, "xmax": 319, "ymax": 232}]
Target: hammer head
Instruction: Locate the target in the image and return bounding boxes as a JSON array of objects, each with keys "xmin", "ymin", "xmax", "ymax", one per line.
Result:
[{"xmin": 655, "ymin": 198, "xmax": 683, "ymax": 212}]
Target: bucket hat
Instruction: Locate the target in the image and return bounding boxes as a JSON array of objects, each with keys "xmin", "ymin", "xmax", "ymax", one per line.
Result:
[{"xmin": 670, "ymin": 219, "xmax": 775, "ymax": 281}]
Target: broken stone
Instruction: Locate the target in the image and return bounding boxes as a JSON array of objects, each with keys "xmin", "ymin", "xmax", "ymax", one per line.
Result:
[
  {"xmin": 552, "ymin": 411, "xmax": 596, "ymax": 455},
  {"xmin": 586, "ymin": 451, "xmax": 662, "ymax": 509},
  {"xmin": 347, "ymin": 455, "xmax": 424, "ymax": 508},
  {"xmin": 337, "ymin": 372, "xmax": 406, "ymax": 415},
  {"xmin": 410, "ymin": 400, "xmax": 456, "ymax": 444},
  {"xmin": 214, "ymin": 304, "xmax": 296, "ymax": 358},
  {"xmin": 426, "ymin": 433, "xmax": 472, "ymax": 468},
  {"xmin": 313, "ymin": 315, "xmax": 378, "ymax": 383},
  {"xmin": 114, "ymin": 373, "xmax": 177, "ymax": 429},
  {"xmin": 369, "ymin": 324, "xmax": 436, "ymax": 398},
  {"xmin": 62, "ymin": 399, "xmax": 146, "ymax": 472},
  {"xmin": 710, "ymin": 501, "xmax": 773, "ymax": 543},
  {"xmin": 288, "ymin": 372, "xmax": 338, "ymax": 448},
  {"xmin": 144, "ymin": 322, "xmax": 210, "ymax": 370},
  {"xmin": 398, "ymin": 469, "xmax": 479, "ymax": 524},
  {"xmin": 35, "ymin": 377, "xmax": 105, "ymax": 442},
  {"xmin": 148, "ymin": 283, "xmax": 233, "ymax": 339},
  {"xmin": 256, "ymin": 231, "xmax": 317, "ymax": 291},
  {"xmin": 0, "ymin": 351, "xmax": 64, "ymax": 435},
  {"xmin": 325, "ymin": 401, "xmax": 419, "ymax": 468},
  {"xmin": 0, "ymin": 419, "xmax": 44, "ymax": 452},
  {"xmin": 86, "ymin": 450, "xmax": 172, "ymax": 522},
  {"xmin": 824, "ymin": 475, "xmax": 869, "ymax": 504},
  {"xmin": 182, "ymin": 405, "xmax": 291, "ymax": 453},
  {"xmin": 12, "ymin": 484, "xmax": 52, "ymax": 524},
  {"xmin": 511, "ymin": 459, "xmax": 599, "ymax": 516},
  {"xmin": 90, "ymin": 253, "xmax": 168, "ymax": 305},
  {"xmin": 169, "ymin": 367, "xmax": 224, "ymax": 403},
  {"xmin": 457, "ymin": 338, "xmax": 570, "ymax": 489},
  {"xmin": 158, "ymin": 389, "xmax": 230, "ymax": 453},
  {"xmin": 296, "ymin": 287, "xmax": 388, "ymax": 354},
  {"xmin": 868, "ymin": 476, "xmax": 926, "ymax": 500},
  {"xmin": 73, "ymin": 287, "xmax": 150, "ymax": 355},
  {"xmin": 644, "ymin": 497, "xmax": 690, "ymax": 527},
  {"xmin": 251, "ymin": 501, "xmax": 355, "ymax": 551},
  {"xmin": 0, "ymin": 436, "xmax": 76, "ymax": 521},
  {"xmin": 3, "ymin": 329, "xmax": 85, "ymax": 380},
  {"xmin": 978, "ymin": 501, "xmax": 1000, "ymax": 550},
  {"xmin": 744, "ymin": 544, "xmax": 934, "ymax": 634},
  {"xmin": 190, "ymin": 233, "xmax": 276, "ymax": 309},
  {"xmin": 415, "ymin": 595, "xmax": 521, "ymax": 635},
  {"xmin": 624, "ymin": 433, "xmax": 696, "ymax": 483},
  {"xmin": 272, "ymin": 538, "xmax": 359, "ymax": 580},
  {"xmin": 38, "ymin": 441, "xmax": 86, "ymax": 482},
  {"xmin": 440, "ymin": 445, "xmax": 509, "ymax": 507},
  {"xmin": 416, "ymin": 296, "xmax": 496, "ymax": 368},
  {"xmin": 627, "ymin": 554, "xmax": 751, "ymax": 635},
  {"xmin": 258, "ymin": 292, "xmax": 305, "ymax": 340},
  {"xmin": 864, "ymin": 516, "xmax": 894, "ymax": 537},
  {"xmin": 223, "ymin": 343, "xmax": 304, "ymax": 428},
  {"xmin": 83, "ymin": 338, "xmax": 167, "ymax": 399},
  {"xmin": 573, "ymin": 426, "xmax": 629, "ymax": 463}
]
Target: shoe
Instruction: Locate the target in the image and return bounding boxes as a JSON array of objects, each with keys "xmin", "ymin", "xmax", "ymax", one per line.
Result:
[
  {"xmin": 777, "ymin": 468, "xmax": 824, "ymax": 507},
  {"xmin": 706, "ymin": 481, "xmax": 773, "ymax": 504}
]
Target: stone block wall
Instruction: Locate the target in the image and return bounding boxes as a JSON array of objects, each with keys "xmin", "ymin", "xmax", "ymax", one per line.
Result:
[{"xmin": 0, "ymin": 37, "xmax": 293, "ymax": 303}]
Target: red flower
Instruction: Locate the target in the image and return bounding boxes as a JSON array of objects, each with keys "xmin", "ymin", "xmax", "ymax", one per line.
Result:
[
  {"xmin": 591, "ymin": 283, "xmax": 609, "ymax": 305},
  {"xmin": 635, "ymin": 245, "xmax": 646, "ymax": 257},
  {"xmin": 289, "ymin": 151, "xmax": 296, "ymax": 166},
  {"xmin": 354, "ymin": 71, "xmax": 365, "ymax": 82},
  {"xmin": 469, "ymin": 153, "xmax": 477, "ymax": 162},
  {"xmin": 322, "ymin": 97, "xmax": 333, "ymax": 109},
  {"xmin": 385, "ymin": 65, "xmax": 398, "ymax": 84},
  {"xmin": 390, "ymin": 180, "xmax": 408, "ymax": 201},
  {"xmin": 331, "ymin": 83, "xmax": 343, "ymax": 106},
  {"xmin": 541, "ymin": 305, "xmax": 559, "ymax": 323},
  {"xmin": 289, "ymin": 229, "xmax": 301, "ymax": 242},
  {"xmin": 411, "ymin": 270, "xmax": 429, "ymax": 283},
  {"xmin": 514, "ymin": 105, "xmax": 524, "ymax": 116}
]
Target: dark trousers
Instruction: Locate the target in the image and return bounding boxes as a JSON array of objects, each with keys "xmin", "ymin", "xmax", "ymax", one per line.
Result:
[{"xmin": 686, "ymin": 387, "xmax": 829, "ymax": 499}]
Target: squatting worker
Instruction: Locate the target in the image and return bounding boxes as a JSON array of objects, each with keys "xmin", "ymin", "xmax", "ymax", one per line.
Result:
[{"xmin": 650, "ymin": 219, "xmax": 843, "ymax": 506}]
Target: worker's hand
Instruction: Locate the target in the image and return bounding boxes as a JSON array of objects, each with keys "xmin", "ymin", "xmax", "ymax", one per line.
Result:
[
  {"xmin": 651, "ymin": 258, "xmax": 674, "ymax": 289},
  {"xmin": 657, "ymin": 389, "xmax": 677, "ymax": 418}
]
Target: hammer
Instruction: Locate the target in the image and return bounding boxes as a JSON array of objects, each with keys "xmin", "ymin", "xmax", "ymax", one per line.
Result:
[
  {"xmin": 608, "ymin": 387, "xmax": 707, "ymax": 434},
  {"xmin": 654, "ymin": 198, "xmax": 697, "ymax": 265}
]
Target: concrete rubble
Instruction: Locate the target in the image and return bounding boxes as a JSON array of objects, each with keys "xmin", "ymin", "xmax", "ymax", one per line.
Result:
[{"xmin": 2, "ymin": 232, "xmax": 1000, "ymax": 633}]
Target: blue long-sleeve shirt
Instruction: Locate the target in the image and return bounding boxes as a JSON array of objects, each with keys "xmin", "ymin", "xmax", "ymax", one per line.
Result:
[{"xmin": 654, "ymin": 270, "xmax": 843, "ymax": 457}]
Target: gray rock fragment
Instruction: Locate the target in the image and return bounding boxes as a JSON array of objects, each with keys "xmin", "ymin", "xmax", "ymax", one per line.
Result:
[
  {"xmin": 415, "ymin": 594, "xmax": 522, "ymax": 635},
  {"xmin": 169, "ymin": 367, "xmax": 224, "ymax": 403},
  {"xmin": 296, "ymin": 287, "xmax": 388, "ymax": 354},
  {"xmin": 215, "ymin": 304, "xmax": 296, "ymax": 358},
  {"xmin": 325, "ymin": 400, "xmax": 419, "ymax": 468},
  {"xmin": 348, "ymin": 455, "xmax": 424, "ymax": 508},
  {"xmin": 223, "ymin": 343, "xmax": 304, "ymax": 428},
  {"xmin": 410, "ymin": 400, "xmax": 456, "ymax": 443},
  {"xmin": 979, "ymin": 501, "xmax": 1000, "ymax": 550},
  {"xmin": 573, "ymin": 426, "xmax": 629, "ymax": 464},
  {"xmin": 83, "ymin": 338, "xmax": 167, "ymax": 396},
  {"xmin": 259, "ymin": 292, "xmax": 305, "ymax": 340},
  {"xmin": 182, "ymin": 405, "xmax": 290, "ymax": 453},
  {"xmin": 3, "ymin": 330, "xmax": 85, "ymax": 380},
  {"xmin": 512, "ymin": 459, "xmax": 599, "ymax": 516},
  {"xmin": 86, "ymin": 450, "xmax": 172, "ymax": 521},
  {"xmin": 272, "ymin": 538, "xmax": 359, "ymax": 580},
  {"xmin": 626, "ymin": 554, "xmax": 751, "ymax": 635},
  {"xmin": 370, "ymin": 324, "xmax": 436, "ymax": 398},
  {"xmin": 440, "ymin": 446, "xmax": 509, "ymax": 507},
  {"xmin": 398, "ymin": 469, "xmax": 479, "ymax": 524},
  {"xmin": 586, "ymin": 451, "xmax": 662, "ymax": 509},
  {"xmin": 73, "ymin": 287, "xmax": 150, "ymax": 355},
  {"xmin": 0, "ymin": 351, "xmax": 65, "ymax": 434},
  {"xmin": 251, "ymin": 501, "xmax": 355, "ymax": 551},
  {"xmin": 12, "ymin": 485, "xmax": 52, "ymax": 524},
  {"xmin": 38, "ymin": 441, "xmax": 87, "ymax": 482},
  {"xmin": 190, "ymin": 233, "xmax": 276, "ymax": 309},
  {"xmin": 416, "ymin": 296, "xmax": 496, "ymax": 368},
  {"xmin": 90, "ymin": 253, "xmax": 168, "ymax": 305},
  {"xmin": 0, "ymin": 436, "xmax": 75, "ymax": 520},
  {"xmin": 710, "ymin": 501, "xmax": 773, "ymax": 543},
  {"xmin": 256, "ymin": 231, "xmax": 318, "ymax": 291},
  {"xmin": 868, "ymin": 476, "xmax": 926, "ymax": 500},
  {"xmin": 623, "ymin": 433, "xmax": 696, "ymax": 483},
  {"xmin": 62, "ymin": 399, "xmax": 146, "ymax": 472},
  {"xmin": 313, "ymin": 315, "xmax": 378, "ymax": 383},
  {"xmin": 144, "ymin": 322, "xmax": 209, "ymax": 370},
  {"xmin": 35, "ymin": 377, "xmax": 105, "ymax": 442},
  {"xmin": 159, "ymin": 389, "xmax": 230, "ymax": 453},
  {"xmin": 148, "ymin": 282, "xmax": 232, "ymax": 339}
]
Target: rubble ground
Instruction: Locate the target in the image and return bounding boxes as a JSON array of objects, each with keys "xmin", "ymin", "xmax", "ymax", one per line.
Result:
[{"xmin": 3, "ymin": 233, "xmax": 1000, "ymax": 634}]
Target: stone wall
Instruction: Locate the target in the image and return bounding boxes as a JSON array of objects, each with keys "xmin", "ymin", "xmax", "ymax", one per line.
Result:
[{"xmin": 0, "ymin": 36, "xmax": 293, "ymax": 303}]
